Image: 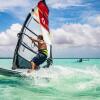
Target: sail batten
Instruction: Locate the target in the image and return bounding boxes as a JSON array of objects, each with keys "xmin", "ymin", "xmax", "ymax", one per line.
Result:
[
  {"xmin": 21, "ymin": 42, "xmax": 37, "ymax": 54},
  {"xmin": 25, "ymin": 26, "xmax": 38, "ymax": 36}
]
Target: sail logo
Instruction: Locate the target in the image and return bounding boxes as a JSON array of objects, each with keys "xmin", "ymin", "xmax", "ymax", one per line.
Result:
[
  {"xmin": 41, "ymin": 17, "xmax": 45, "ymax": 25},
  {"xmin": 38, "ymin": 1, "xmax": 49, "ymax": 31}
]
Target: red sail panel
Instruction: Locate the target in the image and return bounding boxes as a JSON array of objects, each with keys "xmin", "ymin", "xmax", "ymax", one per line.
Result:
[{"xmin": 38, "ymin": 0, "xmax": 49, "ymax": 31}]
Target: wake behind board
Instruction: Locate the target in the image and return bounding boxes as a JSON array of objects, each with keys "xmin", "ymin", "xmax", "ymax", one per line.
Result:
[
  {"xmin": 0, "ymin": 68, "xmax": 22, "ymax": 77},
  {"xmin": 0, "ymin": 68, "xmax": 36, "ymax": 77},
  {"xmin": 0, "ymin": 67, "xmax": 51, "ymax": 79}
]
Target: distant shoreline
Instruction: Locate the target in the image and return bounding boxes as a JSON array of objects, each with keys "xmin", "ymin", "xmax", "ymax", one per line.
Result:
[
  {"xmin": 0, "ymin": 57, "xmax": 100, "ymax": 59},
  {"xmin": 53, "ymin": 58, "xmax": 100, "ymax": 59},
  {"xmin": 0, "ymin": 58, "xmax": 13, "ymax": 59}
]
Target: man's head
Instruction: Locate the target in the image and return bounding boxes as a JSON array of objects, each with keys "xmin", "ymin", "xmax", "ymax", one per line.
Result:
[{"xmin": 38, "ymin": 35, "xmax": 43, "ymax": 40}]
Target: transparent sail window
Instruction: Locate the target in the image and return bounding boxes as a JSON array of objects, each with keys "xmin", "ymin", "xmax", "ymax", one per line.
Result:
[
  {"xmin": 18, "ymin": 45, "xmax": 37, "ymax": 61},
  {"xmin": 27, "ymin": 17, "xmax": 41, "ymax": 36},
  {"xmin": 22, "ymin": 29, "xmax": 38, "ymax": 52}
]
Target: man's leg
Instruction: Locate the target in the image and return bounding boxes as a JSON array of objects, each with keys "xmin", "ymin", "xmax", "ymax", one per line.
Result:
[
  {"xmin": 31, "ymin": 62, "xmax": 37, "ymax": 70},
  {"xmin": 27, "ymin": 62, "xmax": 37, "ymax": 73}
]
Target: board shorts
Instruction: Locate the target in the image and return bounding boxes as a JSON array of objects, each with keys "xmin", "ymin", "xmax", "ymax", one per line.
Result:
[{"xmin": 31, "ymin": 49, "xmax": 48, "ymax": 67}]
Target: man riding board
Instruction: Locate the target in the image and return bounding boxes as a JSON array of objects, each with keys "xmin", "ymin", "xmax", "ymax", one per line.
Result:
[{"xmin": 28, "ymin": 35, "xmax": 48, "ymax": 73}]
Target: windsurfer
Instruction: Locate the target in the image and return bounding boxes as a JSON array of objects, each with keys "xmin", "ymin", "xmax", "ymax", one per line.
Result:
[{"xmin": 28, "ymin": 35, "xmax": 48, "ymax": 73}]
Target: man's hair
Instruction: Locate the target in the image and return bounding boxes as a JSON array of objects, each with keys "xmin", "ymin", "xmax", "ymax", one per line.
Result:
[{"xmin": 38, "ymin": 35, "xmax": 43, "ymax": 40}]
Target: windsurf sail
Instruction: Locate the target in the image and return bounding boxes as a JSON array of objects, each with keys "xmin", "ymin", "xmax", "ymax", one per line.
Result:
[{"xmin": 12, "ymin": 0, "xmax": 52, "ymax": 69}]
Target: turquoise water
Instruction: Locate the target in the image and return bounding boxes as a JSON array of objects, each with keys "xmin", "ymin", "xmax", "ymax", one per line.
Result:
[{"xmin": 0, "ymin": 59, "xmax": 100, "ymax": 100}]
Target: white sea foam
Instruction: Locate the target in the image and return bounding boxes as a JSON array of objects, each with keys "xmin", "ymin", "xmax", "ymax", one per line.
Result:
[{"xmin": 29, "ymin": 65, "xmax": 100, "ymax": 90}]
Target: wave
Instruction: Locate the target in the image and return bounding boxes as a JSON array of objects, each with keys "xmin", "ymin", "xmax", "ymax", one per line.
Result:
[
  {"xmin": 0, "ymin": 65, "xmax": 100, "ymax": 100},
  {"xmin": 27, "ymin": 65, "xmax": 100, "ymax": 94}
]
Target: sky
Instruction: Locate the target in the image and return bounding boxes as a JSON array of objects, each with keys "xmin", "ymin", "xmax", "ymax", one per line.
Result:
[{"xmin": 0, "ymin": 0, "xmax": 100, "ymax": 58}]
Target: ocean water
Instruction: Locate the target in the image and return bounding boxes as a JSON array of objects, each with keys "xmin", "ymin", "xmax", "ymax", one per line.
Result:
[{"xmin": 0, "ymin": 58, "xmax": 100, "ymax": 100}]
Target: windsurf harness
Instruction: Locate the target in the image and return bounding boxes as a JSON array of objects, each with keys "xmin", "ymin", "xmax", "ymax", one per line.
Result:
[{"xmin": 39, "ymin": 49, "xmax": 48, "ymax": 56}]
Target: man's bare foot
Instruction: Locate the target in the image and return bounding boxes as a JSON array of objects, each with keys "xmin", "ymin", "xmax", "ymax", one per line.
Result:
[{"xmin": 27, "ymin": 69, "xmax": 34, "ymax": 73}]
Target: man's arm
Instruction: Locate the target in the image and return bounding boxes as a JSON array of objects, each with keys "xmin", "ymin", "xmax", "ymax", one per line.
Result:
[{"xmin": 29, "ymin": 37, "xmax": 39, "ymax": 43}]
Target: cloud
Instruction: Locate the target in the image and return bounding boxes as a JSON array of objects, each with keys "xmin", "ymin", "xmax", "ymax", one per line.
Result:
[
  {"xmin": 0, "ymin": 23, "xmax": 21, "ymax": 46},
  {"xmin": 0, "ymin": 0, "xmax": 84, "ymax": 21},
  {"xmin": 0, "ymin": 0, "xmax": 37, "ymax": 20},
  {"xmin": 0, "ymin": 0, "xmax": 82, "ymax": 12},
  {"xmin": 87, "ymin": 15, "xmax": 100, "ymax": 26},
  {"xmin": 0, "ymin": 22, "xmax": 100, "ymax": 57},
  {"xmin": 51, "ymin": 23, "xmax": 100, "ymax": 47},
  {"xmin": 0, "ymin": 0, "xmax": 31, "ymax": 10},
  {"xmin": 47, "ymin": 0, "xmax": 82, "ymax": 9},
  {"xmin": 0, "ymin": 23, "xmax": 21, "ymax": 57}
]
